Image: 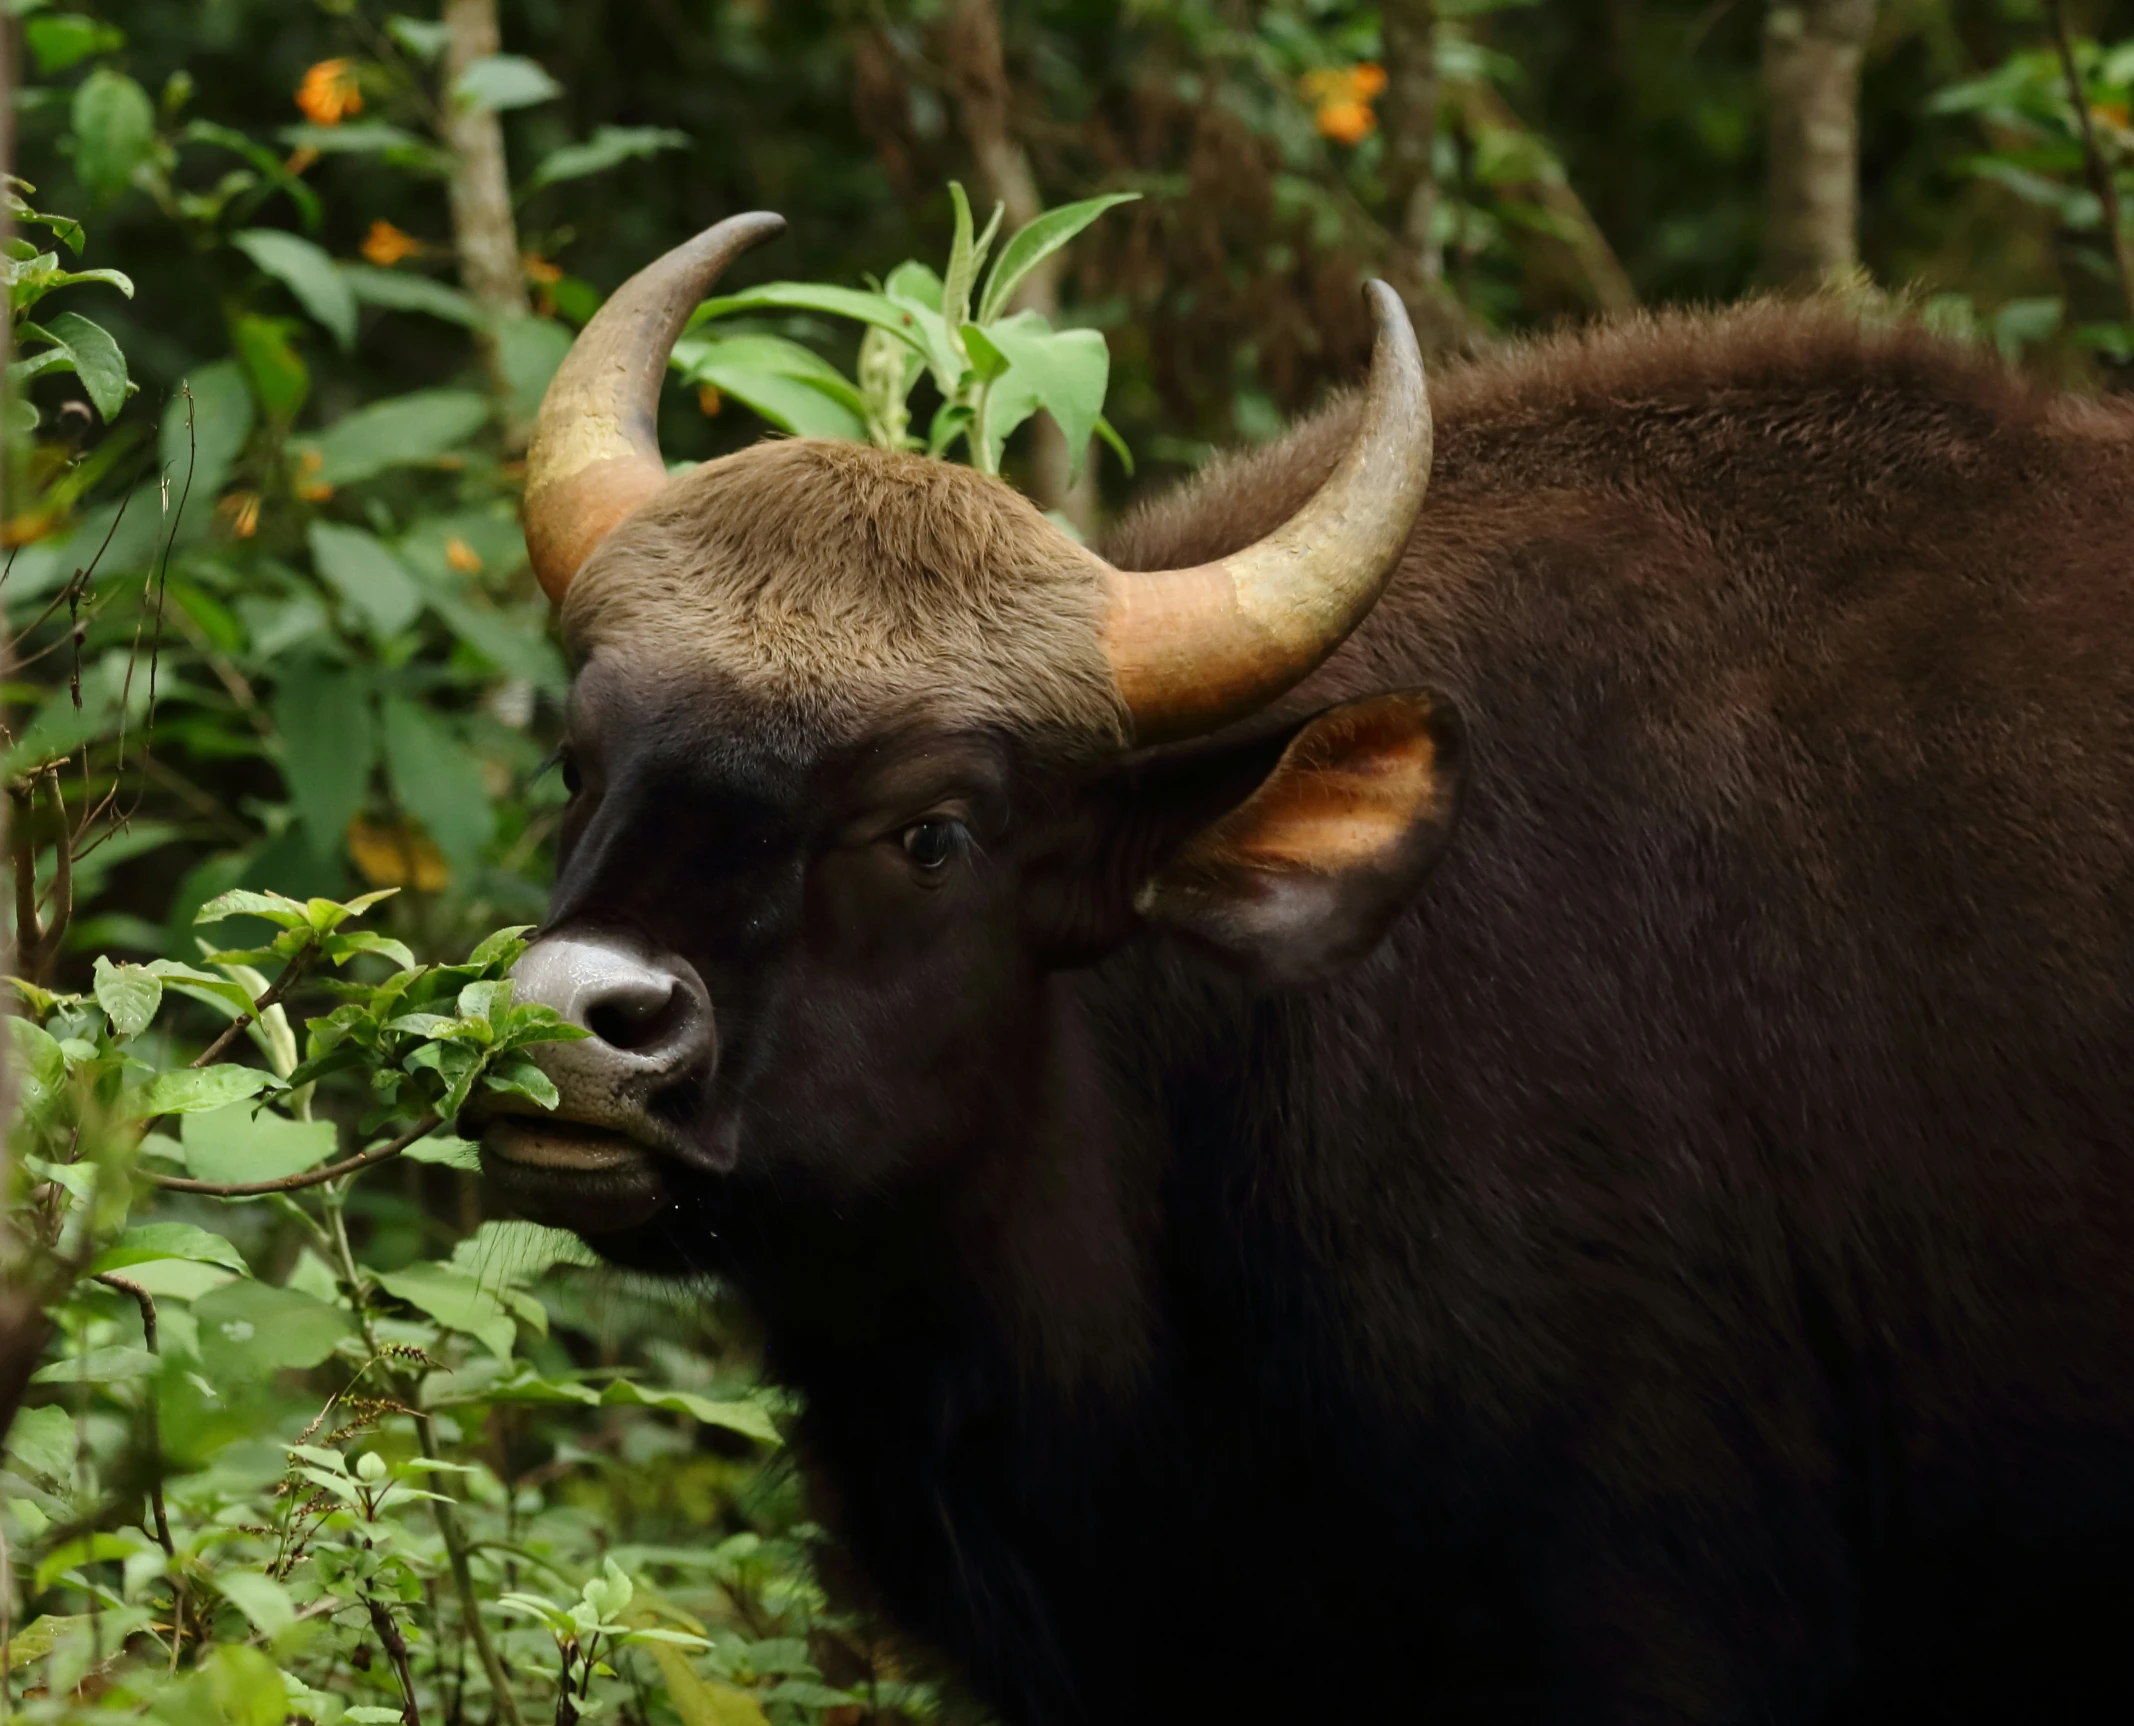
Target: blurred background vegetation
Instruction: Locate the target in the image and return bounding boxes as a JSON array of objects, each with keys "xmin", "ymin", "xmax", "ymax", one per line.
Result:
[{"xmin": 0, "ymin": 0, "xmax": 2130, "ymax": 1721}]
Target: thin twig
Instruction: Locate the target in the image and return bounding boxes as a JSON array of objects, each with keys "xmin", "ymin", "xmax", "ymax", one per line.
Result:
[
  {"xmin": 146, "ymin": 1115, "xmax": 441, "ymax": 1197},
  {"xmin": 88, "ymin": 1275, "xmax": 174, "ymax": 1559},
  {"xmin": 367, "ymin": 1594, "xmax": 425, "ymax": 1726},
  {"xmin": 419, "ymin": 1404, "xmax": 526, "ymax": 1726},
  {"xmin": 188, "ymin": 944, "xmax": 321, "ymax": 1072},
  {"xmin": 2044, "ymin": 0, "xmax": 2134, "ymax": 328}
]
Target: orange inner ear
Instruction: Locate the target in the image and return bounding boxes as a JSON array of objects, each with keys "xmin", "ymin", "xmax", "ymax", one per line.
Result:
[{"xmin": 1154, "ymin": 691, "xmax": 1459, "ymax": 888}]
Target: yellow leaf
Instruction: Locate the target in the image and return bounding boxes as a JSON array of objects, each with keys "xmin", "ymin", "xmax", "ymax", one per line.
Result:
[{"xmin": 645, "ymin": 1644, "xmax": 771, "ymax": 1726}]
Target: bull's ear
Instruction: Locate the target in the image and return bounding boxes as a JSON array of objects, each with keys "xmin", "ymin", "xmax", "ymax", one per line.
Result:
[{"xmin": 1134, "ymin": 690, "xmax": 1464, "ymax": 986}]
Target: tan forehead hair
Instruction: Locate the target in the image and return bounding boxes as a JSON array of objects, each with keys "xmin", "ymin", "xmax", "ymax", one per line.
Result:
[{"xmin": 560, "ymin": 439, "xmax": 1128, "ymax": 754}]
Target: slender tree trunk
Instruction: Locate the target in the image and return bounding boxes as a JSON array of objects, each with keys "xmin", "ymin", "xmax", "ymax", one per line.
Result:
[
  {"xmin": 1760, "ymin": 0, "xmax": 1877, "ymax": 289},
  {"xmin": 940, "ymin": 0, "xmax": 1098, "ymax": 533},
  {"xmin": 442, "ymin": 0, "xmax": 532, "ymax": 442},
  {"xmin": 1382, "ymin": 0, "xmax": 1444, "ymax": 290}
]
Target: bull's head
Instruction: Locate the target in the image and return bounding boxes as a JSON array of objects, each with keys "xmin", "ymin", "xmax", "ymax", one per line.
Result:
[{"xmin": 480, "ymin": 213, "xmax": 1464, "ymax": 1258}]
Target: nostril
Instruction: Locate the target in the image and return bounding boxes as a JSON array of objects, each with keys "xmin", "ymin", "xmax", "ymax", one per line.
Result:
[{"xmin": 586, "ymin": 983, "xmax": 686, "ymax": 1054}]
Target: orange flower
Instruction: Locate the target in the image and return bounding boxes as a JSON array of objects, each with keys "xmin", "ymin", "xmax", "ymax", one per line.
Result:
[
  {"xmin": 444, "ymin": 536, "xmax": 483, "ymax": 573},
  {"xmin": 361, "ymin": 219, "xmax": 421, "ymax": 268},
  {"xmin": 285, "ymin": 146, "xmax": 320, "ymax": 176},
  {"xmin": 296, "ymin": 59, "xmax": 363, "ymax": 126},
  {"xmin": 521, "ymin": 255, "xmax": 562, "ymax": 286},
  {"xmin": 1302, "ymin": 63, "xmax": 1385, "ymax": 145},
  {"xmin": 217, "ymin": 491, "xmax": 261, "ymax": 539},
  {"xmin": 697, "ymin": 383, "xmax": 723, "ymax": 417},
  {"xmin": 293, "ymin": 447, "xmax": 333, "ymax": 503}
]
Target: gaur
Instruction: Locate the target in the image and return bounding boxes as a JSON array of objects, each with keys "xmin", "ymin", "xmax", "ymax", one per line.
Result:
[{"xmin": 473, "ymin": 212, "xmax": 2134, "ymax": 1724}]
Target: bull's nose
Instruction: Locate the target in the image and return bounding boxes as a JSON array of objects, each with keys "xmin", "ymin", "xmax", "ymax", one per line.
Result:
[{"xmin": 507, "ymin": 934, "xmax": 715, "ymax": 1148}]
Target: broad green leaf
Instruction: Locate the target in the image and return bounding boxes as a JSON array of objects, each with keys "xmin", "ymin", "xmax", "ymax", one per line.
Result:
[
  {"xmin": 92, "ymin": 955, "xmax": 162, "ymax": 1036},
  {"xmin": 41, "ymin": 311, "xmax": 129, "ymax": 420},
  {"xmin": 25, "ymin": 13, "xmax": 125, "ymax": 77},
  {"xmin": 674, "ymin": 332, "xmax": 867, "ymax": 440},
  {"xmin": 481, "ymin": 1059, "xmax": 558, "ymax": 1110},
  {"xmin": 230, "ymin": 313, "xmax": 309, "ymax": 420},
  {"xmin": 188, "ymin": 1644, "xmax": 287, "ymax": 1726},
  {"xmin": 375, "ymin": 1261, "xmax": 517, "ymax": 1360},
  {"xmin": 341, "ymin": 263, "xmax": 480, "ymax": 327},
  {"xmin": 71, "ymin": 69, "xmax": 156, "ymax": 203},
  {"xmin": 960, "ymin": 322, "xmax": 1012, "ymax": 384},
  {"xmin": 308, "ymin": 521, "xmax": 423, "ymax": 638},
  {"xmin": 32, "ymin": 1345, "xmax": 158, "ymax": 1384},
  {"xmin": 297, "ymin": 388, "xmax": 488, "ymax": 486},
  {"xmin": 273, "ymin": 663, "xmax": 377, "ymax": 852},
  {"xmin": 529, "ymin": 125, "xmax": 689, "ymax": 189},
  {"xmin": 35, "ymin": 1532, "xmax": 146, "ymax": 1595},
  {"xmin": 496, "ymin": 315, "xmax": 574, "ymax": 426},
  {"xmin": 403, "ymin": 1132, "xmax": 481, "ymax": 1169},
  {"xmin": 598, "ymin": 1380, "xmax": 780, "ymax": 1445},
  {"xmin": 5, "ymin": 1616, "xmax": 94, "ymax": 1674},
  {"xmin": 233, "ymin": 229, "xmax": 357, "ymax": 352},
  {"xmin": 978, "ymin": 192, "xmax": 1140, "ymax": 324},
  {"xmin": 940, "ymin": 180, "xmax": 1001, "ymax": 343},
  {"xmin": 382, "ymin": 695, "xmax": 494, "ymax": 872},
  {"xmin": 452, "ymin": 52, "xmax": 562, "ymax": 112},
  {"xmin": 388, "ymin": 15, "xmax": 450, "ymax": 59},
  {"xmin": 6, "ymin": 1406, "xmax": 78, "ymax": 1484},
  {"xmin": 133, "ymin": 1064, "xmax": 274, "ymax": 1117},
  {"xmin": 194, "ymin": 1280, "xmax": 352, "ymax": 1375},
  {"xmin": 194, "ymin": 888, "xmax": 307, "ymax": 927},
  {"xmin": 180, "ymin": 1103, "xmax": 335, "ymax": 1186},
  {"xmin": 278, "ymin": 120, "xmax": 441, "ymax": 165},
  {"xmin": 691, "ymin": 282, "xmax": 932, "ymax": 354},
  {"xmin": 95, "ymin": 1221, "xmax": 249, "ymax": 1275},
  {"xmin": 450, "ymin": 1219, "xmax": 600, "ymax": 1284},
  {"xmin": 214, "ymin": 1571, "xmax": 296, "ymax": 1638},
  {"xmin": 972, "ymin": 314, "xmax": 1110, "ymax": 479},
  {"xmin": 323, "ymin": 929, "xmax": 417, "ymax": 970}
]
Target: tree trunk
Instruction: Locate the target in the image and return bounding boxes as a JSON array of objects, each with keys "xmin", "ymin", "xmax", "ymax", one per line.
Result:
[
  {"xmin": 940, "ymin": 0, "xmax": 1098, "ymax": 533},
  {"xmin": 442, "ymin": 0, "xmax": 532, "ymax": 440},
  {"xmin": 1760, "ymin": 0, "xmax": 1877, "ymax": 290},
  {"xmin": 1382, "ymin": 0, "xmax": 1444, "ymax": 289}
]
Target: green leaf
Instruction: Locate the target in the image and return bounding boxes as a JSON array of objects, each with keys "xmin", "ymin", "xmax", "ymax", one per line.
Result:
[
  {"xmin": 214, "ymin": 1571, "xmax": 296, "ymax": 1638},
  {"xmin": 32, "ymin": 1345, "xmax": 158, "ymax": 1384},
  {"xmin": 1094, "ymin": 412, "xmax": 1135, "ymax": 477},
  {"xmin": 6, "ymin": 1406, "xmax": 78, "ymax": 1484},
  {"xmin": 960, "ymin": 322, "xmax": 1012, "ymax": 384},
  {"xmin": 133, "ymin": 1064, "xmax": 274, "ymax": 1118},
  {"xmin": 341, "ymin": 263, "xmax": 480, "ymax": 327},
  {"xmin": 690, "ymin": 282, "xmax": 935, "ymax": 357},
  {"xmin": 41, "ymin": 311, "xmax": 129, "ymax": 421},
  {"xmin": 528, "ymin": 125, "xmax": 689, "ymax": 189},
  {"xmin": 92, "ymin": 955, "xmax": 162, "ymax": 1036},
  {"xmin": 194, "ymin": 1280, "xmax": 352, "ymax": 1375},
  {"xmin": 453, "ymin": 52, "xmax": 563, "ymax": 112},
  {"xmin": 274, "ymin": 663, "xmax": 377, "ymax": 850},
  {"xmin": 278, "ymin": 120, "xmax": 442, "ymax": 167},
  {"xmin": 95, "ymin": 1221, "xmax": 250, "ymax": 1275},
  {"xmin": 644, "ymin": 1643, "xmax": 774, "ymax": 1726},
  {"xmin": 972, "ymin": 314, "xmax": 1110, "ymax": 478},
  {"xmin": 162, "ymin": 360, "xmax": 255, "ymax": 504},
  {"xmin": 381, "ymin": 695, "xmax": 494, "ymax": 872},
  {"xmin": 940, "ymin": 180, "xmax": 1002, "ymax": 343},
  {"xmin": 977, "ymin": 192, "xmax": 1140, "ymax": 325},
  {"xmin": 375, "ymin": 1261, "xmax": 518, "ymax": 1360},
  {"xmin": 323, "ymin": 929, "xmax": 417, "ymax": 970},
  {"xmin": 233, "ymin": 229, "xmax": 358, "ymax": 352},
  {"xmin": 308, "ymin": 521, "xmax": 423, "ymax": 638},
  {"xmin": 496, "ymin": 315, "xmax": 574, "ymax": 425},
  {"xmin": 296, "ymin": 388, "xmax": 489, "ymax": 486},
  {"xmin": 35, "ymin": 1531, "xmax": 145, "ymax": 1594},
  {"xmin": 194, "ymin": 888, "xmax": 307, "ymax": 928},
  {"xmin": 597, "ymin": 1380, "xmax": 780, "ymax": 1445},
  {"xmin": 71, "ymin": 69, "xmax": 156, "ymax": 203},
  {"xmin": 25, "ymin": 13, "xmax": 125, "ymax": 77},
  {"xmin": 180, "ymin": 1103, "xmax": 335, "ymax": 1186},
  {"xmin": 482, "ymin": 1059, "xmax": 558, "ymax": 1110},
  {"xmin": 387, "ymin": 16, "xmax": 451, "ymax": 59},
  {"xmin": 230, "ymin": 313, "xmax": 309, "ymax": 420},
  {"xmin": 5, "ymin": 1617, "xmax": 94, "ymax": 1674}
]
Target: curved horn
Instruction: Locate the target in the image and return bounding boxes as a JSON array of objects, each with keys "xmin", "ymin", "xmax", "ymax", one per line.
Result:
[
  {"xmin": 524, "ymin": 212, "xmax": 787, "ymax": 603},
  {"xmin": 1099, "ymin": 280, "xmax": 1432, "ymax": 743}
]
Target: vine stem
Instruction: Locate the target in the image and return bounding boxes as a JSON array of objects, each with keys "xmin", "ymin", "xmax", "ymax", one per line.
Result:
[
  {"xmin": 146, "ymin": 1115, "xmax": 441, "ymax": 1198},
  {"xmin": 91, "ymin": 1273, "xmax": 184, "ymax": 1666},
  {"xmin": 2043, "ymin": 0, "xmax": 2134, "ymax": 329},
  {"xmin": 324, "ymin": 1183, "xmax": 524, "ymax": 1726}
]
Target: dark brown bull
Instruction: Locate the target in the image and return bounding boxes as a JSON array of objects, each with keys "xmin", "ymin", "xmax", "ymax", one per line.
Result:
[{"xmin": 476, "ymin": 213, "xmax": 2134, "ymax": 1724}]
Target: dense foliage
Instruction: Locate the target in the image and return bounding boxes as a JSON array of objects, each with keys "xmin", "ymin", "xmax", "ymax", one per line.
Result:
[{"xmin": 1, "ymin": 0, "xmax": 2132, "ymax": 1721}]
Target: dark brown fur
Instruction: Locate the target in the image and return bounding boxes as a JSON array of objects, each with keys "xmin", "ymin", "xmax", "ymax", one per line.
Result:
[{"xmin": 540, "ymin": 301, "xmax": 2134, "ymax": 1724}]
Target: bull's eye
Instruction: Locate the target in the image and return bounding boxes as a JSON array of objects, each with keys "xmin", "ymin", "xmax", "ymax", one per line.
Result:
[
  {"xmin": 560, "ymin": 751, "xmax": 583, "ymax": 797},
  {"xmin": 901, "ymin": 818, "xmax": 963, "ymax": 872}
]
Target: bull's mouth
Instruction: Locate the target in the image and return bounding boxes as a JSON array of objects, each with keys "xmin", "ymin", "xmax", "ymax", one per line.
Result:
[{"xmin": 478, "ymin": 1116, "xmax": 672, "ymax": 1235}]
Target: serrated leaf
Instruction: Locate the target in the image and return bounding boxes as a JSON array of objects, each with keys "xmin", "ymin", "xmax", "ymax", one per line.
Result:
[{"xmin": 92, "ymin": 955, "xmax": 161, "ymax": 1036}]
